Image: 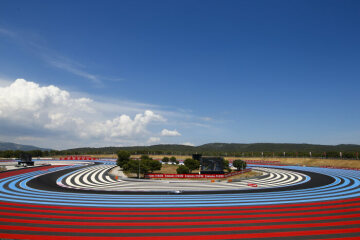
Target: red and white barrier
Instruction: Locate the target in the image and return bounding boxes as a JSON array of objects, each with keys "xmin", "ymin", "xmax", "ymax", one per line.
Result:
[
  {"xmin": 145, "ymin": 169, "xmax": 252, "ymax": 179},
  {"xmin": 59, "ymin": 156, "xmax": 98, "ymax": 160}
]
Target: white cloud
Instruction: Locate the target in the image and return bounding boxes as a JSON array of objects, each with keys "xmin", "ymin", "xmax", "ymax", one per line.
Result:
[
  {"xmin": 0, "ymin": 79, "xmax": 165, "ymax": 147},
  {"xmin": 0, "ymin": 27, "xmax": 106, "ymax": 87},
  {"xmin": 84, "ymin": 111, "xmax": 164, "ymax": 139},
  {"xmin": 46, "ymin": 57, "xmax": 103, "ymax": 86},
  {"xmin": 161, "ymin": 129, "xmax": 181, "ymax": 137},
  {"xmin": 148, "ymin": 137, "xmax": 161, "ymax": 144},
  {"xmin": 0, "ymin": 27, "xmax": 16, "ymax": 38},
  {"xmin": 182, "ymin": 142, "xmax": 195, "ymax": 146},
  {"xmin": 0, "ymin": 76, "xmax": 13, "ymax": 87},
  {"xmin": 201, "ymin": 117, "xmax": 212, "ymax": 121}
]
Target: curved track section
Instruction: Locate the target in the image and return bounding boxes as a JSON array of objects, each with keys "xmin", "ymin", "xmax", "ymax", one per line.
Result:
[
  {"xmin": 57, "ymin": 165, "xmax": 309, "ymax": 192},
  {"xmin": 0, "ymin": 161, "xmax": 359, "ymax": 239}
]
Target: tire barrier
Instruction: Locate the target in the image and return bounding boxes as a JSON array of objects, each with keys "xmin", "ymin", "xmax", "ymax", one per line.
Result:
[{"xmin": 0, "ymin": 161, "xmax": 359, "ymax": 239}]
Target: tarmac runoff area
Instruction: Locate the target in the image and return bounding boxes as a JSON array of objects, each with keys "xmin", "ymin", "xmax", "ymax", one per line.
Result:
[{"xmin": 0, "ymin": 159, "xmax": 360, "ymax": 239}]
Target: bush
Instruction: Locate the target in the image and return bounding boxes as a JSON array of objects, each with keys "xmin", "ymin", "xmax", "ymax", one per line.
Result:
[
  {"xmin": 176, "ymin": 165, "xmax": 190, "ymax": 174},
  {"xmin": 233, "ymin": 159, "xmax": 247, "ymax": 171},
  {"xmin": 184, "ymin": 158, "xmax": 200, "ymax": 173}
]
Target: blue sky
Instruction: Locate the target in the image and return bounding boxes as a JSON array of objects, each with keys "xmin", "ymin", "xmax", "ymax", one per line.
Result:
[{"xmin": 0, "ymin": 0, "xmax": 359, "ymax": 149}]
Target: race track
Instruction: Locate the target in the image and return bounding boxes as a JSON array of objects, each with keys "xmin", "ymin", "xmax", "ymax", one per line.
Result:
[{"xmin": 0, "ymin": 160, "xmax": 359, "ymax": 239}]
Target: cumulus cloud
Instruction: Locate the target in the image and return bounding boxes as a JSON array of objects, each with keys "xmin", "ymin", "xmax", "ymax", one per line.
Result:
[
  {"xmin": 0, "ymin": 79, "xmax": 165, "ymax": 147},
  {"xmin": 84, "ymin": 111, "xmax": 164, "ymax": 139},
  {"xmin": 161, "ymin": 129, "xmax": 181, "ymax": 137}
]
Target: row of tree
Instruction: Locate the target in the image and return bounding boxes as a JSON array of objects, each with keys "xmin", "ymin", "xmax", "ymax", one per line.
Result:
[
  {"xmin": 175, "ymin": 158, "xmax": 247, "ymax": 174},
  {"xmin": 117, "ymin": 151, "xmax": 162, "ymax": 178},
  {"xmin": 161, "ymin": 156, "xmax": 179, "ymax": 164},
  {"xmin": 0, "ymin": 150, "xmax": 46, "ymax": 158},
  {"xmin": 117, "ymin": 151, "xmax": 248, "ymax": 177},
  {"xmin": 175, "ymin": 158, "xmax": 200, "ymax": 174}
]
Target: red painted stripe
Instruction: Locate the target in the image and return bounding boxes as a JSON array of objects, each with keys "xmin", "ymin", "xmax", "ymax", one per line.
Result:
[
  {"xmin": 0, "ymin": 165, "xmax": 63, "ymax": 179},
  {"xmin": 1, "ymin": 197, "xmax": 360, "ymax": 211},
  {"xmin": 0, "ymin": 220, "xmax": 359, "ymax": 234},
  {"xmin": 1, "ymin": 208, "xmax": 358, "ymax": 220},
  {"xmin": 1, "ymin": 201, "xmax": 358, "ymax": 216},
  {"xmin": 0, "ymin": 227, "xmax": 359, "ymax": 240},
  {"xmin": 2, "ymin": 213, "xmax": 360, "ymax": 227},
  {"xmin": 316, "ymin": 238, "xmax": 360, "ymax": 240}
]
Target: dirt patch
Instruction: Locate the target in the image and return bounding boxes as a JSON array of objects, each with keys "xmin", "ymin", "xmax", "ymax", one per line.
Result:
[{"xmin": 153, "ymin": 164, "xmax": 186, "ymax": 174}]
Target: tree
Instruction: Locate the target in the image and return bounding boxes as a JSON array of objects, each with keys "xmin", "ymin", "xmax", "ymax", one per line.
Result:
[
  {"xmin": 117, "ymin": 151, "xmax": 131, "ymax": 168},
  {"xmin": 184, "ymin": 158, "xmax": 200, "ymax": 173},
  {"xmin": 170, "ymin": 156, "xmax": 177, "ymax": 164},
  {"xmin": 142, "ymin": 158, "xmax": 162, "ymax": 173},
  {"xmin": 175, "ymin": 160, "xmax": 180, "ymax": 165},
  {"xmin": 122, "ymin": 158, "xmax": 162, "ymax": 178},
  {"xmin": 141, "ymin": 154, "xmax": 151, "ymax": 161},
  {"xmin": 233, "ymin": 159, "xmax": 247, "ymax": 171},
  {"xmin": 223, "ymin": 159, "xmax": 231, "ymax": 172},
  {"xmin": 122, "ymin": 160, "xmax": 141, "ymax": 178},
  {"xmin": 176, "ymin": 165, "xmax": 190, "ymax": 174},
  {"xmin": 1, "ymin": 150, "xmax": 13, "ymax": 158},
  {"xmin": 29, "ymin": 150, "xmax": 43, "ymax": 157},
  {"xmin": 162, "ymin": 157, "xmax": 169, "ymax": 164}
]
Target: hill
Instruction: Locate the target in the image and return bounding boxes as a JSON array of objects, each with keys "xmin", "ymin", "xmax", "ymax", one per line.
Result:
[
  {"xmin": 0, "ymin": 141, "xmax": 49, "ymax": 151},
  {"xmin": 197, "ymin": 143, "xmax": 360, "ymax": 152},
  {"xmin": 62, "ymin": 143, "xmax": 360, "ymax": 155}
]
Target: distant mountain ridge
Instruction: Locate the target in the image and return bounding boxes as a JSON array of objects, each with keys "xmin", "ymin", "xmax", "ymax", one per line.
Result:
[
  {"xmin": 2, "ymin": 141, "xmax": 360, "ymax": 153},
  {"xmin": 197, "ymin": 143, "xmax": 360, "ymax": 152},
  {"xmin": 0, "ymin": 141, "xmax": 49, "ymax": 151},
  {"xmin": 64, "ymin": 142, "xmax": 360, "ymax": 154}
]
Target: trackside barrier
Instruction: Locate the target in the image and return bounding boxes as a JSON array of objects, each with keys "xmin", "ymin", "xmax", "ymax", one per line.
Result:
[
  {"xmin": 245, "ymin": 160, "xmax": 360, "ymax": 171},
  {"xmin": 59, "ymin": 156, "xmax": 98, "ymax": 160},
  {"xmin": 0, "ymin": 159, "xmax": 16, "ymax": 162},
  {"xmin": 316, "ymin": 166, "xmax": 360, "ymax": 171},
  {"xmin": 244, "ymin": 160, "xmax": 281, "ymax": 164},
  {"xmin": 145, "ymin": 168, "xmax": 252, "ymax": 179}
]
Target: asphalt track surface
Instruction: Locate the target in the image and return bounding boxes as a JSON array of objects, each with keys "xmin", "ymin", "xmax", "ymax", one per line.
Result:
[{"xmin": 0, "ymin": 160, "xmax": 359, "ymax": 239}]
